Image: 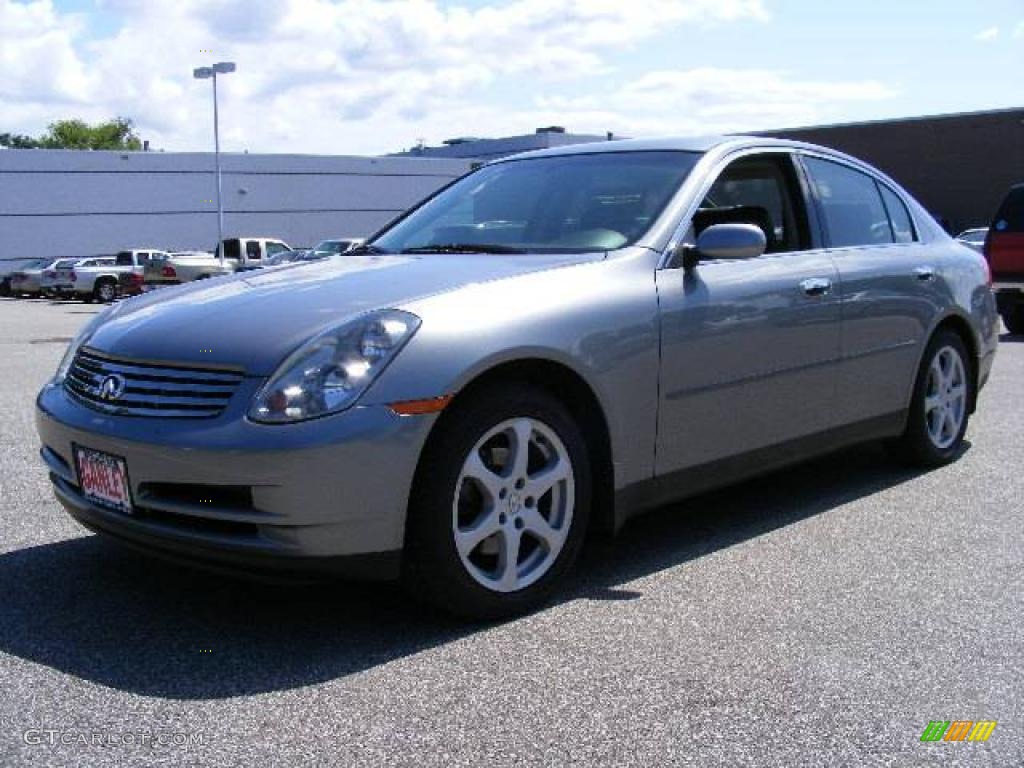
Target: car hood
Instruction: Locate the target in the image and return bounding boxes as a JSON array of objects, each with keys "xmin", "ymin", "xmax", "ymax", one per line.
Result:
[{"xmin": 86, "ymin": 252, "xmax": 599, "ymax": 375}]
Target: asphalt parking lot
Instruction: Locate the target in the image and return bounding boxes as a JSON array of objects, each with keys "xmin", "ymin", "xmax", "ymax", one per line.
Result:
[{"xmin": 0, "ymin": 296, "xmax": 1021, "ymax": 767}]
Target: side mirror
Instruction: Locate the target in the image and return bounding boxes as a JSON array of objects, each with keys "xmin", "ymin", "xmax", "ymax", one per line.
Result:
[{"xmin": 673, "ymin": 223, "xmax": 767, "ymax": 270}]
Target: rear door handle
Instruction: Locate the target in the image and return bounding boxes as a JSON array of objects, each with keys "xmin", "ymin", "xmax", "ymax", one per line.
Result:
[
  {"xmin": 800, "ymin": 277, "xmax": 832, "ymax": 297},
  {"xmin": 914, "ymin": 266, "xmax": 936, "ymax": 281}
]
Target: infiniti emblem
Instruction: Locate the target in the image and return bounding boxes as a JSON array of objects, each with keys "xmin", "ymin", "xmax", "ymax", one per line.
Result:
[
  {"xmin": 98, "ymin": 373, "xmax": 126, "ymax": 401},
  {"xmin": 507, "ymin": 491, "xmax": 522, "ymax": 515}
]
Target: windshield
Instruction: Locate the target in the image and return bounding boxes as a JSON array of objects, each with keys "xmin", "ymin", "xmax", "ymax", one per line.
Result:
[{"xmin": 373, "ymin": 151, "xmax": 701, "ymax": 254}]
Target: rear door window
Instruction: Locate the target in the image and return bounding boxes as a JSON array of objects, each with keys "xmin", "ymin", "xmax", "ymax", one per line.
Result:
[
  {"xmin": 803, "ymin": 157, "xmax": 893, "ymax": 248},
  {"xmin": 115, "ymin": 251, "xmax": 134, "ymax": 266},
  {"xmin": 223, "ymin": 239, "xmax": 242, "ymax": 260},
  {"xmin": 246, "ymin": 240, "xmax": 261, "ymax": 260}
]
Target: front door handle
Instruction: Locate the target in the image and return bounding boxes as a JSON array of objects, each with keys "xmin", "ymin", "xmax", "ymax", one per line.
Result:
[
  {"xmin": 800, "ymin": 277, "xmax": 832, "ymax": 297},
  {"xmin": 914, "ymin": 266, "xmax": 936, "ymax": 282}
]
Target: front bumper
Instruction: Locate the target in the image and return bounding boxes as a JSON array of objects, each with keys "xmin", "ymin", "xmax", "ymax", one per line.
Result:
[{"xmin": 36, "ymin": 381, "xmax": 438, "ymax": 578}]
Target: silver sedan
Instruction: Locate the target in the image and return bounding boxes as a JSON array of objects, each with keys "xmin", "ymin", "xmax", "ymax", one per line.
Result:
[{"xmin": 35, "ymin": 137, "xmax": 999, "ymax": 618}]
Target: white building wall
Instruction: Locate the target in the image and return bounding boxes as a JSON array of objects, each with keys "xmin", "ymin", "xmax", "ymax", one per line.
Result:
[{"xmin": 0, "ymin": 149, "xmax": 472, "ymax": 259}]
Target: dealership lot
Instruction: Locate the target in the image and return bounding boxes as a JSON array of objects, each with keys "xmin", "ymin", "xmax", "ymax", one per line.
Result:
[{"xmin": 0, "ymin": 297, "xmax": 1021, "ymax": 766}]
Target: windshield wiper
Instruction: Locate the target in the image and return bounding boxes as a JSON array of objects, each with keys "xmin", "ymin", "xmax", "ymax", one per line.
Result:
[
  {"xmin": 347, "ymin": 243, "xmax": 392, "ymax": 255},
  {"xmin": 400, "ymin": 243, "xmax": 527, "ymax": 254}
]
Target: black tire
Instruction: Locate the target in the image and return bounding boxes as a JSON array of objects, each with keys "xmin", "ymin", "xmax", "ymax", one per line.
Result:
[
  {"xmin": 93, "ymin": 279, "xmax": 116, "ymax": 303},
  {"xmin": 403, "ymin": 382, "xmax": 591, "ymax": 620},
  {"xmin": 891, "ymin": 329, "xmax": 972, "ymax": 467},
  {"xmin": 1002, "ymin": 307, "xmax": 1024, "ymax": 335}
]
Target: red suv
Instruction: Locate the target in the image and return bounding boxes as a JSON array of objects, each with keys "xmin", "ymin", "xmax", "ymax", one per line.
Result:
[{"xmin": 986, "ymin": 184, "xmax": 1024, "ymax": 334}]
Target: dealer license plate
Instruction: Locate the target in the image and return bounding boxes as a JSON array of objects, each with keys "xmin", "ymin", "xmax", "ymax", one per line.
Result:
[{"xmin": 73, "ymin": 445, "xmax": 133, "ymax": 514}]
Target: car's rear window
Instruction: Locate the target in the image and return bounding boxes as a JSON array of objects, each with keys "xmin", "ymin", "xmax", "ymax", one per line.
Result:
[
  {"xmin": 115, "ymin": 252, "xmax": 134, "ymax": 266},
  {"xmin": 993, "ymin": 187, "xmax": 1024, "ymax": 233}
]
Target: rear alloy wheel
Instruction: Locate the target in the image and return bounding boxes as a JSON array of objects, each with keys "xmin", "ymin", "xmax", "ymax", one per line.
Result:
[
  {"xmin": 94, "ymin": 280, "xmax": 116, "ymax": 303},
  {"xmin": 405, "ymin": 383, "xmax": 590, "ymax": 619},
  {"xmin": 892, "ymin": 329, "xmax": 971, "ymax": 466}
]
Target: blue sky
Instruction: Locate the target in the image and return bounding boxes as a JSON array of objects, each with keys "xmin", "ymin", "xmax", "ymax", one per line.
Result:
[{"xmin": 3, "ymin": 0, "xmax": 1021, "ymax": 155}]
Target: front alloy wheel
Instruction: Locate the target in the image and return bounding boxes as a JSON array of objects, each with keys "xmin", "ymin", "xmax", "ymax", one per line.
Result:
[
  {"xmin": 453, "ymin": 417, "xmax": 575, "ymax": 593},
  {"xmin": 405, "ymin": 383, "xmax": 590, "ymax": 619}
]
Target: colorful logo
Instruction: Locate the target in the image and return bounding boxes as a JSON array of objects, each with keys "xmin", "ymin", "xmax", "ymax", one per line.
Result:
[{"xmin": 920, "ymin": 720, "xmax": 997, "ymax": 742}]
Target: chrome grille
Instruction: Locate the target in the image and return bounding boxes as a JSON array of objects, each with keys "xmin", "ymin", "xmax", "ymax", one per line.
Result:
[{"xmin": 65, "ymin": 348, "xmax": 243, "ymax": 419}]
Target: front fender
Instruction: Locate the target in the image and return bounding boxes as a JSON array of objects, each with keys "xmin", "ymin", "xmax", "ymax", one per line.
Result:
[{"xmin": 363, "ymin": 250, "xmax": 662, "ymax": 491}]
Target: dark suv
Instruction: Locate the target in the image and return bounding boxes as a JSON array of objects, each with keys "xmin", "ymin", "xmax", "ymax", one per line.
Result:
[{"xmin": 986, "ymin": 184, "xmax": 1024, "ymax": 334}]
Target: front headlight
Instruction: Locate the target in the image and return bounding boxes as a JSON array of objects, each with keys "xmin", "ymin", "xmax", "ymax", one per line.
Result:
[
  {"xmin": 249, "ymin": 309, "xmax": 421, "ymax": 423},
  {"xmin": 54, "ymin": 306, "xmax": 114, "ymax": 384}
]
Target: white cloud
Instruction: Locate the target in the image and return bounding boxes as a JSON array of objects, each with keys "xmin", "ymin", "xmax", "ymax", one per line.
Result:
[
  {"xmin": 536, "ymin": 68, "xmax": 897, "ymax": 136},
  {"xmin": 974, "ymin": 26, "xmax": 999, "ymax": 42},
  {"xmin": 0, "ymin": 0, "xmax": 897, "ymax": 155}
]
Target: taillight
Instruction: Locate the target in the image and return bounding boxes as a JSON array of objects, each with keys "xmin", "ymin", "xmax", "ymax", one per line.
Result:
[
  {"xmin": 129, "ymin": 272, "xmax": 143, "ymax": 286},
  {"xmin": 162, "ymin": 265, "xmax": 177, "ymax": 278}
]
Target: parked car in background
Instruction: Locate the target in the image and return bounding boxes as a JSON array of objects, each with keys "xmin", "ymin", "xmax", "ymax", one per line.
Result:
[
  {"xmin": 956, "ymin": 227, "xmax": 987, "ymax": 253},
  {"xmin": 9, "ymin": 258, "xmax": 62, "ymax": 297},
  {"xmin": 42, "ymin": 258, "xmax": 88, "ymax": 298},
  {"xmin": 146, "ymin": 238, "xmax": 291, "ymax": 286},
  {"xmin": 308, "ymin": 238, "xmax": 364, "ymax": 258},
  {"xmin": 115, "ymin": 249, "xmax": 168, "ymax": 278},
  {"xmin": 112, "ymin": 249, "xmax": 169, "ymax": 298},
  {"xmin": 265, "ymin": 249, "xmax": 310, "ymax": 266},
  {"xmin": 985, "ymin": 184, "xmax": 1024, "ymax": 334},
  {"xmin": 36, "ymin": 137, "xmax": 998, "ymax": 619},
  {"xmin": 2, "ymin": 259, "xmax": 46, "ymax": 296}
]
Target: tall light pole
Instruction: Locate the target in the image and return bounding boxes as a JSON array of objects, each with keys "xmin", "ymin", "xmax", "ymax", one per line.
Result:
[{"xmin": 193, "ymin": 61, "xmax": 236, "ymax": 265}]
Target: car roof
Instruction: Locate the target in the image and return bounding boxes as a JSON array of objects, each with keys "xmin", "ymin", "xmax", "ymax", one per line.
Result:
[{"xmin": 489, "ymin": 135, "xmax": 827, "ymax": 163}]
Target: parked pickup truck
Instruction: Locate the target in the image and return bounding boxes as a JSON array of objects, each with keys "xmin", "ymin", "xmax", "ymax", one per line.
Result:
[
  {"xmin": 54, "ymin": 255, "xmax": 135, "ymax": 303},
  {"xmin": 143, "ymin": 237, "xmax": 291, "ymax": 287},
  {"xmin": 59, "ymin": 249, "xmax": 166, "ymax": 302},
  {"xmin": 986, "ymin": 184, "xmax": 1024, "ymax": 335}
]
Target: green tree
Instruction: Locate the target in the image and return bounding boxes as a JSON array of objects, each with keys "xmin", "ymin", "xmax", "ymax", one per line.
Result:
[
  {"xmin": 39, "ymin": 117, "xmax": 143, "ymax": 150},
  {"xmin": 0, "ymin": 132, "xmax": 41, "ymax": 149}
]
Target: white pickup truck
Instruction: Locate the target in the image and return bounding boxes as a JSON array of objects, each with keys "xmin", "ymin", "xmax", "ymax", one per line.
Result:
[
  {"xmin": 55, "ymin": 252, "xmax": 165, "ymax": 302},
  {"xmin": 143, "ymin": 237, "xmax": 291, "ymax": 286}
]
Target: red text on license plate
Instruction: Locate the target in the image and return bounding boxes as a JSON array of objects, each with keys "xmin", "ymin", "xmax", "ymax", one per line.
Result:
[{"xmin": 74, "ymin": 446, "xmax": 132, "ymax": 513}]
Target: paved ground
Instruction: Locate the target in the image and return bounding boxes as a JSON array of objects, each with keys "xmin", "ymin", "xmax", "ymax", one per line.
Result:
[{"xmin": 0, "ymin": 296, "xmax": 1021, "ymax": 767}]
